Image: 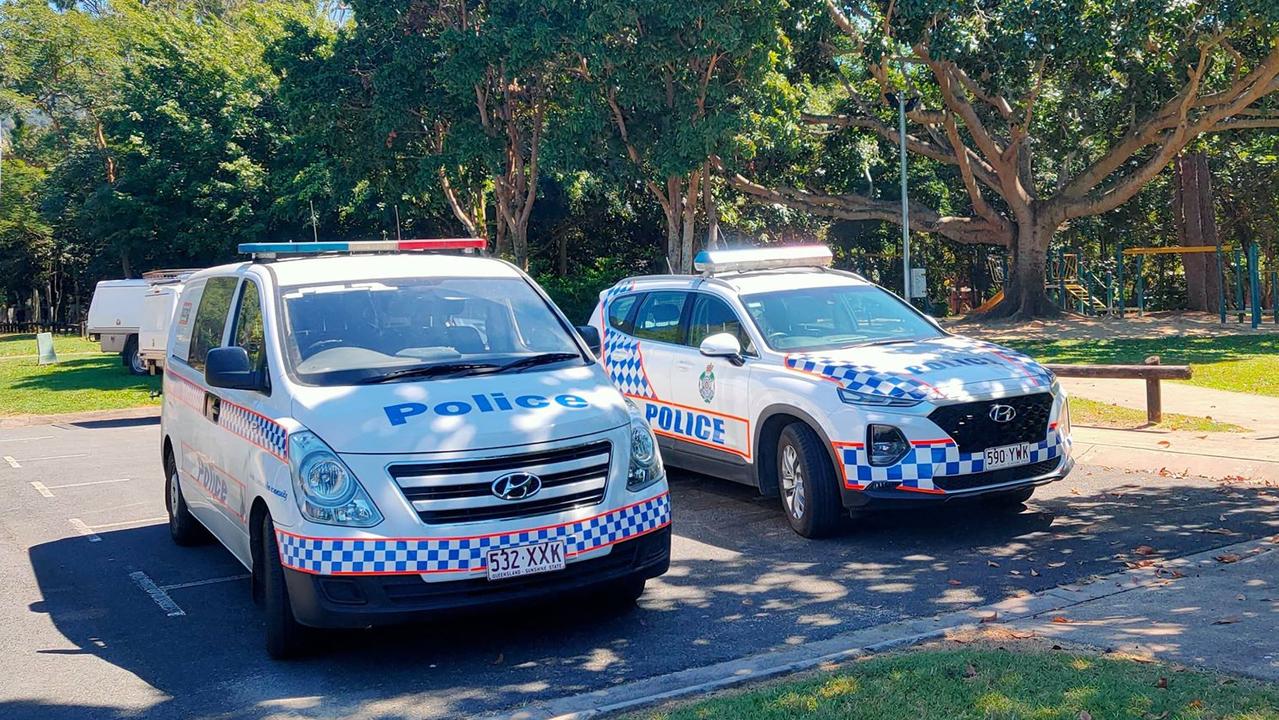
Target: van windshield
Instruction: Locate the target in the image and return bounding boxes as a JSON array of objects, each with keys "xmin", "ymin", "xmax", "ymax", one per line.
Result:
[
  {"xmin": 740, "ymin": 284, "xmax": 944, "ymax": 352},
  {"xmin": 279, "ymin": 276, "xmax": 584, "ymax": 385}
]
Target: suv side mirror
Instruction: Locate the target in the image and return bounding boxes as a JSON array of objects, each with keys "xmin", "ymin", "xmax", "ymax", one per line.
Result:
[
  {"xmin": 576, "ymin": 325, "xmax": 602, "ymax": 357},
  {"xmin": 699, "ymin": 332, "xmax": 744, "ymax": 366},
  {"xmin": 205, "ymin": 346, "xmax": 261, "ymax": 391}
]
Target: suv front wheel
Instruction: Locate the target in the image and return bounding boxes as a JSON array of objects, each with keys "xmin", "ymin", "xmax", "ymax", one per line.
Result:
[{"xmin": 776, "ymin": 423, "xmax": 842, "ymax": 538}]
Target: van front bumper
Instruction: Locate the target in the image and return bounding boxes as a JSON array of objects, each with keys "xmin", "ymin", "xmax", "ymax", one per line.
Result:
[{"xmin": 283, "ymin": 526, "xmax": 671, "ymax": 629}]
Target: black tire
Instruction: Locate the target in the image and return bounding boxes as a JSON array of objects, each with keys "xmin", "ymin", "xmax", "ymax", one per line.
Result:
[
  {"xmin": 260, "ymin": 512, "xmax": 309, "ymax": 659},
  {"xmin": 165, "ymin": 453, "xmax": 206, "ymax": 546},
  {"xmin": 123, "ymin": 335, "xmax": 146, "ymax": 376},
  {"xmin": 776, "ymin": 423, "xmax": 842, "ymax": 538},
  {"xmin": 983, "ymin": 485, "xmax": 1036, "ymax": 509}
]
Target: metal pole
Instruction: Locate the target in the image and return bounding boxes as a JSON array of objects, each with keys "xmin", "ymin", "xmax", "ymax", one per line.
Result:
[
  {"xmin": 897, "ymin": 94, "xmax": 911, "ymax": 302},
  {"xmin": 1135, "ymin": 254, "xmax": 1146, "ymax": 316},
  {"xmin": 1115, "ymin": 241, "xmax": 1125, "ymax": 318},
  {"xmin": 1271, "ymin": 270, "xmax": 1278, "ymax": 325},
  {"xmin": 394, "ymin": 204, "xmax": 402, "ymax": 242},
  {"xmin": 1234, "ymin": 247, "xmax": 1245, "ymax": 323},
  {"xmin": 1248, "ymin": 242, "xmax": 1261, "ymax": 329},
  {"xmin": 1216, "ymin": 245, "xmax": 1227, "ymax": 324}
]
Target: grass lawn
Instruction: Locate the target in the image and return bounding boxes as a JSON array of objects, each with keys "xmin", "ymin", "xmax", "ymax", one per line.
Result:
[
  {"xmin": 0, "ymin": 334, "xmax": 160, "ymax": 416},
  {"xmin": 633, "ymin": 648, "xmax": 1279, "ymax": 720},
  {"xmin": 1004, "ymin": 335, "xmax": 1279, "ymax": 398},
  {"xmin": 1070, "ymin": 396, "xmax": 1249, "ymax": 433}
]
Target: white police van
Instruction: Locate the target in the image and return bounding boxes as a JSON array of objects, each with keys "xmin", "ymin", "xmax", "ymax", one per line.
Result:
[
  {"xmin": 588, "ymin": 246, "xmax": 1072, "ymax": 538},
  {"xmin": 160, "ymin": 239, "xmax": 670, "ymax": 657}
]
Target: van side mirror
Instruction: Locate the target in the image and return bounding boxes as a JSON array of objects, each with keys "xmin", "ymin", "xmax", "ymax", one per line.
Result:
[
  {"xmin": 575, "ymin": 325, "xmax": 602, "ymax": 357},
  {"xmin": 205, "ymin": 346, "xmax": 261, "ymax": 391},
  {"xmin": 699, "ymin": 333, "xmax": 744, "ymax": 366}
]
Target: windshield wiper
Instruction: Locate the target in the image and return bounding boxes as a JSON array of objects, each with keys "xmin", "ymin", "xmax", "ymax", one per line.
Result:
[
  {"xmin": 855, "ymin": 338, "xmax": 919, "ymax": 348},
  {"xmin": 493, "ymin": 352, "xmax": 582, "ymax": 374},
  {"xmin": 359, "ymin": 362, "xmax": 500, "ymax": 384}
]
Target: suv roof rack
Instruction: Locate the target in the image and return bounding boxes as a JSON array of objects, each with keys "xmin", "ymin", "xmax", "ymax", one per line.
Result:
[{"xmin": 237, "ymin": 238, "xmax": 487, "ymax": 261}]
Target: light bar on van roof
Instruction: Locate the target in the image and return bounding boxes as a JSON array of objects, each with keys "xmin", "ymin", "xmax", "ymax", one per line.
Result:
[
  {"xmin": 694, "ymin": 245, "xmax": 833, "ymax": 275},
  {"xmin": 237, "ymin": 238, "xmax": 487, "ymax": 257}
]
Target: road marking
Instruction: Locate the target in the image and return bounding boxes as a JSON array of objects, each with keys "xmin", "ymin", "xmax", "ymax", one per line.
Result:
[
  {"xmin": 3, "ymin": 456, "xmax": 18, "ymax": 468},
  {"xmin": 68, "ymin": 518, "xmax": 102, "ymax": 542},
  {"xmin": 13, "ymin": 453, "xmax": 88, "ymax": 463},
  {"xmin": 0, "ymin": 435, "xmax": 52, "ymax": 443},
  {"xmin": 85, "ymin": 516, "xmax": 166, "ymax": 530},
  {"xmin": 30, "ymin": 481, "xmax": 54, "ymax": 498},
  {"xmin": 159, "ymin": 574, "xmax": 251, "ymax": 591},
  {"xmin": 129, "ymin": 571, "xmax": 186, "ymax": 617},
  {"xmin": 44, "ymin": 478, "xmax": 132, "ymax": 490}
]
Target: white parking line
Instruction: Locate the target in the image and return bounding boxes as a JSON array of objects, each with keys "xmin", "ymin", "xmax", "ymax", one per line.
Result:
[
  {"xmin": 159, "ymin": 574, "xmax": 251, "ymax": 591},
  {"xmin": 13, "ymin": 453, "xmax": 88, "ymax": 463},
  {"xmin": 45, "ymin": 478, "xmax": 132, "ymax": 490},
  {"xmin": 0, "ymin": 435, "xmax": 52, "ymax": 443},
  {"xmin": 86, "ymin": 516, "xmax": 166, "ymax": 530},
  {"xmin": 68, "ymin": 518, "xmax": 102, "ymax": 542},
  {"xmin": 3, "ymin": 456, "xmax": 19, "ymax": 468},
  {"xmin": 129, "ymin": 571, "xmax": 186, "ymax": 617},
  {"xmin": 30, "ymin": 481, "xmax": 54, "ymax": 498}
]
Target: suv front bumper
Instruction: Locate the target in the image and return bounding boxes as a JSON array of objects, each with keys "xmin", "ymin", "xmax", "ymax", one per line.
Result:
[
  {"xmin": 843, "ymin": 455, "xmax": 1073, "ymax": 510},
  {"xmin": 284, "ymin": 526, "xmax": 671, "ymax": 628}
]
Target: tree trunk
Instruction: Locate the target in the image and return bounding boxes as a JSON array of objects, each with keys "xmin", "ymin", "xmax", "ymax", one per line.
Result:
[
  {"xmin": 991, "ymin": 219, "xmax": 1058, "ymax": 318},
  {"xmin": 1176, "ymin": 153, "xmax": 1219, "ymax": 312}
]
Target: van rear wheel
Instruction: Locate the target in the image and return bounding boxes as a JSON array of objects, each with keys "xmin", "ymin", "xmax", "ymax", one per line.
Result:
[
  {"xmin": 260, "ymin": 512, "xmax": 310, "ymax": 659},
  {"xmin": 123, "ymin": 335, "xmax": 146, "ymax": 376},
  {"xmin": 165, "ymin": 455, "xmax": 206, "ymax": 546},
  {"xmin": 777, "ymin": 423, "xmax": 842, "ymax": 538}
]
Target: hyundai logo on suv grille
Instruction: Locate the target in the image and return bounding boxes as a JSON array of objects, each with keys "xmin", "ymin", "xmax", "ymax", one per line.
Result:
[
  {"xmin": 988, "ymin": 404, "xmax": 1017, "ymax": 423},
  {"xmin": 491, "ymin": 472, "xmax": 543, "ymax": 501}
]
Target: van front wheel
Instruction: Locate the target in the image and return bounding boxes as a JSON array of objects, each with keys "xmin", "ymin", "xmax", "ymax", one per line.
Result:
[
  {"xmin": 260, "ymin": 513, "xmax": 310, "ymax": 659},
  {"xmin": 777, "ymin": 423, "xmax": 842, "ymax": 538}
]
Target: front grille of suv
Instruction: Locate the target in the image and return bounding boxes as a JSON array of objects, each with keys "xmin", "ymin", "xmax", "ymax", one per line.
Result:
[
  {"xmin": 388, "ymin": 440, "xmax": 612, "ymax": 525},
  {"xmin": 927, "ymin": 392, "xmax": 1053, "ymax": 454}
]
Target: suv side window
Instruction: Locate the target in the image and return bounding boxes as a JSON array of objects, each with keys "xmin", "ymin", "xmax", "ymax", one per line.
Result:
[
  {"xmin": 606, "ymin": 294, "xmax": 639, "ymax": 334},
  {"xmin": 231, "ymin": 279, "xmax": 267, "ymax": 375},
  {"xmin": 687, "ymin": 294, "xmax": 754, "ymax": 353},
  {"xmin": 631, "ymin": 291, "xmax": 687, "ymax": 344},
  {"xmin": 186, "ymin": 276, "xmax": 238, "ymax": 372}
]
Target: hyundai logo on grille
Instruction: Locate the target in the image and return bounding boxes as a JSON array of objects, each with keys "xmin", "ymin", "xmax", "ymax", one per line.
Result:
[
  {"xmin": 491, "ymin": 472, "xmax": 542, "ymax": 501},
  {"xmin": 988, "ymin": 404, "xmax": 1018, "ymax": 423}
]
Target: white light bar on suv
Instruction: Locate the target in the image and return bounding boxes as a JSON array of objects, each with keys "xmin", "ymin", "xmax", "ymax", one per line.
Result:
[{"xmin": 693, "ymin": 245, "xmax": 833, "ymax": 275}]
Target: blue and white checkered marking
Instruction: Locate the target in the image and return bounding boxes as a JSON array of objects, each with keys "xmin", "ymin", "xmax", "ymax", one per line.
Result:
[
  {"xmin": 601, "ymin": 284, "xmax": 656, "ymax": 399},
  {"xmin": 219, "ymin": 402, "xmax": 287, "ymax": 460},
  {"xmin": 786, "ymin": 354, "xmax": 939, "ymax": 401},
  {"xmin": 841, "ymin": 431, "xmax": 1066, "ymax": 489},
  {"xmin": 277, "ymin": 492, "xmax": 671, "ymax": 575}
]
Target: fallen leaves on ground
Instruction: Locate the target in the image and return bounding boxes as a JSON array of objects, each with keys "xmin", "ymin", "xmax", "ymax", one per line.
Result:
[
  {"xmin": 947, "ymin": 579, "xmax": 963, "ymax": 586},
  {"xmin": 1133, "ymin": 545, "xmax": 1157, "ymax": 556},
  {"xmin": 1212, "ymin": 616, "xmax": 1241, "ymax": 625},
  {"xmin": 1215, "ymin": 553, "xmax": 1242, "ymax": 564},
  {"xmin": 979, "ymin": 612, "xmax": 999, "ymax": 623},
  {"xmin": 987, "ymin": 560, "xmax": 1001, "ymax": 568},
  {"xmin": 1156, "ymin": 677, "xmax": 1168, "ymax": 689},
  {"xmin": 1051, "ymin": 616, "xmax": 1072, "ymax": 624}
]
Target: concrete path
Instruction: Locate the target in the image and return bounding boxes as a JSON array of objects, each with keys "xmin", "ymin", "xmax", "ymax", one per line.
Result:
[
  {"xmin": 1061, "ymin": 377, "xmax": 1279, "ymax": 433},
  {"xmin": 1070, "ymin": 426, "xmax": 1279, "ymax": 483},
  {"xmin": 1009, "ymin": 539, "xmax": 1279, "ymax": 682}
]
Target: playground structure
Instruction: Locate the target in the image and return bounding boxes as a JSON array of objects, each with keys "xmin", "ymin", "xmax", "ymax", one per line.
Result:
[{"xmin": 983, "ymin": 242, "xmax": 1277, "ymax": 328}]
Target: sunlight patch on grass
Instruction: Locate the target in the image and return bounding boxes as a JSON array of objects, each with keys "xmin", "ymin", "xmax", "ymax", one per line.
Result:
[
  {"xmin": 630, "ymin": 649, "xmax": 1279, "ymax": 720},
  {"xmin": 0, "ymin": 349, "xmax": 160, "ymax": 416}
]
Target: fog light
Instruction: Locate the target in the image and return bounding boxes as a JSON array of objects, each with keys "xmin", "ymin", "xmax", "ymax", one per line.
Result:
[{"xmin": 868, "ymin": 425, "xmax": 910, "ymax": 466}]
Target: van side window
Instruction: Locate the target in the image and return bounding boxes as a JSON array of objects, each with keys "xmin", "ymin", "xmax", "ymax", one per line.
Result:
[
  {"xmin": 606, "ymin": 294, "xmax": 638, "ymax": 334},
  {"xmin": 232, "ymin": 280, "xmax": 267, "ymax": 373},
  {"xmin": 631, "ymin": 292, "xmax": 687, "ymax": 344},
  {"xmin": 687, "ymin": 294, "xmax": 754, "ymax": 353},
  {"xmin": 186, "ymin": 277, "xmax": 238, "ymax": 371}
]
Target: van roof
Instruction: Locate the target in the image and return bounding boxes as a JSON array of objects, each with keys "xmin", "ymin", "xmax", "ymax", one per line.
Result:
[{"xmin": 185, "ymin": 253, "xmax": 522, "ymax": 288}]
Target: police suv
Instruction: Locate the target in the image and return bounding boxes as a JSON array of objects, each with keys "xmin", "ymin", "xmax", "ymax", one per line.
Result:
[
  {"xmin": 588, "ymin": 246, "xmax": 1072, "ymax": 538},
  {"xmin": 159, "ymin": 239, "xmax": 670, "ymax": 657}
]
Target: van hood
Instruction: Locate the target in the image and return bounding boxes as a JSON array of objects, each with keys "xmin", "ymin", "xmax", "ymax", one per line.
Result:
[
  {"xmin": 784, "ymin": 334, "xmax": 1055, "ymax": 402},
  {"xmin": 289, "ymin": 364, "xmax": 630, "ymax": 454}
]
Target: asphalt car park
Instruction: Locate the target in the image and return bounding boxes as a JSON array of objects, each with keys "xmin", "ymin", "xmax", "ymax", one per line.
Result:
[{"xmin": 3, "ymin": 418, "xmax": 1278, "ymax": 720}]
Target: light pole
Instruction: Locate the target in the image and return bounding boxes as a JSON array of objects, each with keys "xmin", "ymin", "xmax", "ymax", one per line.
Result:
[{"xmin": 885, "ymin": 91, "xmax": 919, "ymax": 302}]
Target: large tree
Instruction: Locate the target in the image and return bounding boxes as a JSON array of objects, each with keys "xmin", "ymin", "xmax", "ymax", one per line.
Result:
[{"xmin": 722, "ymin": 0, "xmax": 1279, "ymax": 316}]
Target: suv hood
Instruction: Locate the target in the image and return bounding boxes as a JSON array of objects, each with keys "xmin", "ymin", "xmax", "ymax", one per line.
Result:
[
  {"xmin": 784, "ymin": 335, "xmax": 1054, "ymax": 402},
  {"xmin": 289, "ymin": 364, "xmax": 630, "ymax": 454}
]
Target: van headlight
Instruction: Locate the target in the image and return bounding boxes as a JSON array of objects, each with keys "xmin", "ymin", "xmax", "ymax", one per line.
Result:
[
  {"xmin": 289, "ymin": 431, "xmax": 383, "ymax": 527},
  {"xmin": 626, "ymin": 402, "xmax": 665, "ymax": 492}
]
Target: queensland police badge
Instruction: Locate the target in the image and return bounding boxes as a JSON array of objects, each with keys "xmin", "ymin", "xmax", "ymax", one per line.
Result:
[{"xmin": 698, "ymin": 364, "xmax": 716, "ymax": 403}]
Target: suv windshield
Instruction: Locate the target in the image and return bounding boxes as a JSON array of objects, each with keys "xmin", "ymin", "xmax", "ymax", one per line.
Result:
[
  {"xmin": 740, "ymin": 284, "xmax": 944, "ymax": 352},
  {"xmin": 279, "ymin": 276, "xmax": 584, "ymax": 385}
]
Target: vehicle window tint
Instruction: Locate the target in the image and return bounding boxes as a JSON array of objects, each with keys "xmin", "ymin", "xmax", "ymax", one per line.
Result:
[
  {"xmin": 170, "ymin": 281, "xmax": 204, "ymax": 363},
  {"xmin": 186, "ymin": 277, "xmax": 237, "ymax": 371},
  {"xmin": 606, "ymin": 294, "xmax": 638, "ymax": 333},
  {"xmin": 632, "ymin": 292, "xmax": 687, "ymax": 344},
  {"xmin": 232, "ymin": 280, "xmax": 267, "ymax": 372},
  {"xmin": 688, "ymin": 294, "xmax": 753, "ymax": 353}
]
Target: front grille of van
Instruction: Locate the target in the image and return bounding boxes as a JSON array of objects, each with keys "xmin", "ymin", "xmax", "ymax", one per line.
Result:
[{"xmin": 388, "ymin": 440, "xmax": 611, "ymax": 525}]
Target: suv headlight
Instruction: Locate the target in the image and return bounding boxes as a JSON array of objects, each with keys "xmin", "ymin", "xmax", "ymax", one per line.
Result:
[
  {"xmin": 289, "ymin": 431, "xmax": 383, "ymax": 527},
  {"xmin": 1059, "ymin": 396, "xmax": 1072, "ymax": 438},
  {"xmin": 625, "ymin": 402, "xmax": 665, "ymax": 492},
  {"xmin": 838, "ymin": 386, "xmax": 922, "ymax": 408}
]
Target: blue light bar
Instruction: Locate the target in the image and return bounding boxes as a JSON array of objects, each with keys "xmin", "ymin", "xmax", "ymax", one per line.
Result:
[
  {"xmin": 237, "ymin": 238, "xmax": 487, "ymax": 257},
  {"xmin": 694, "ymin": 245, "xmax": 833, "ymax": 274}
]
